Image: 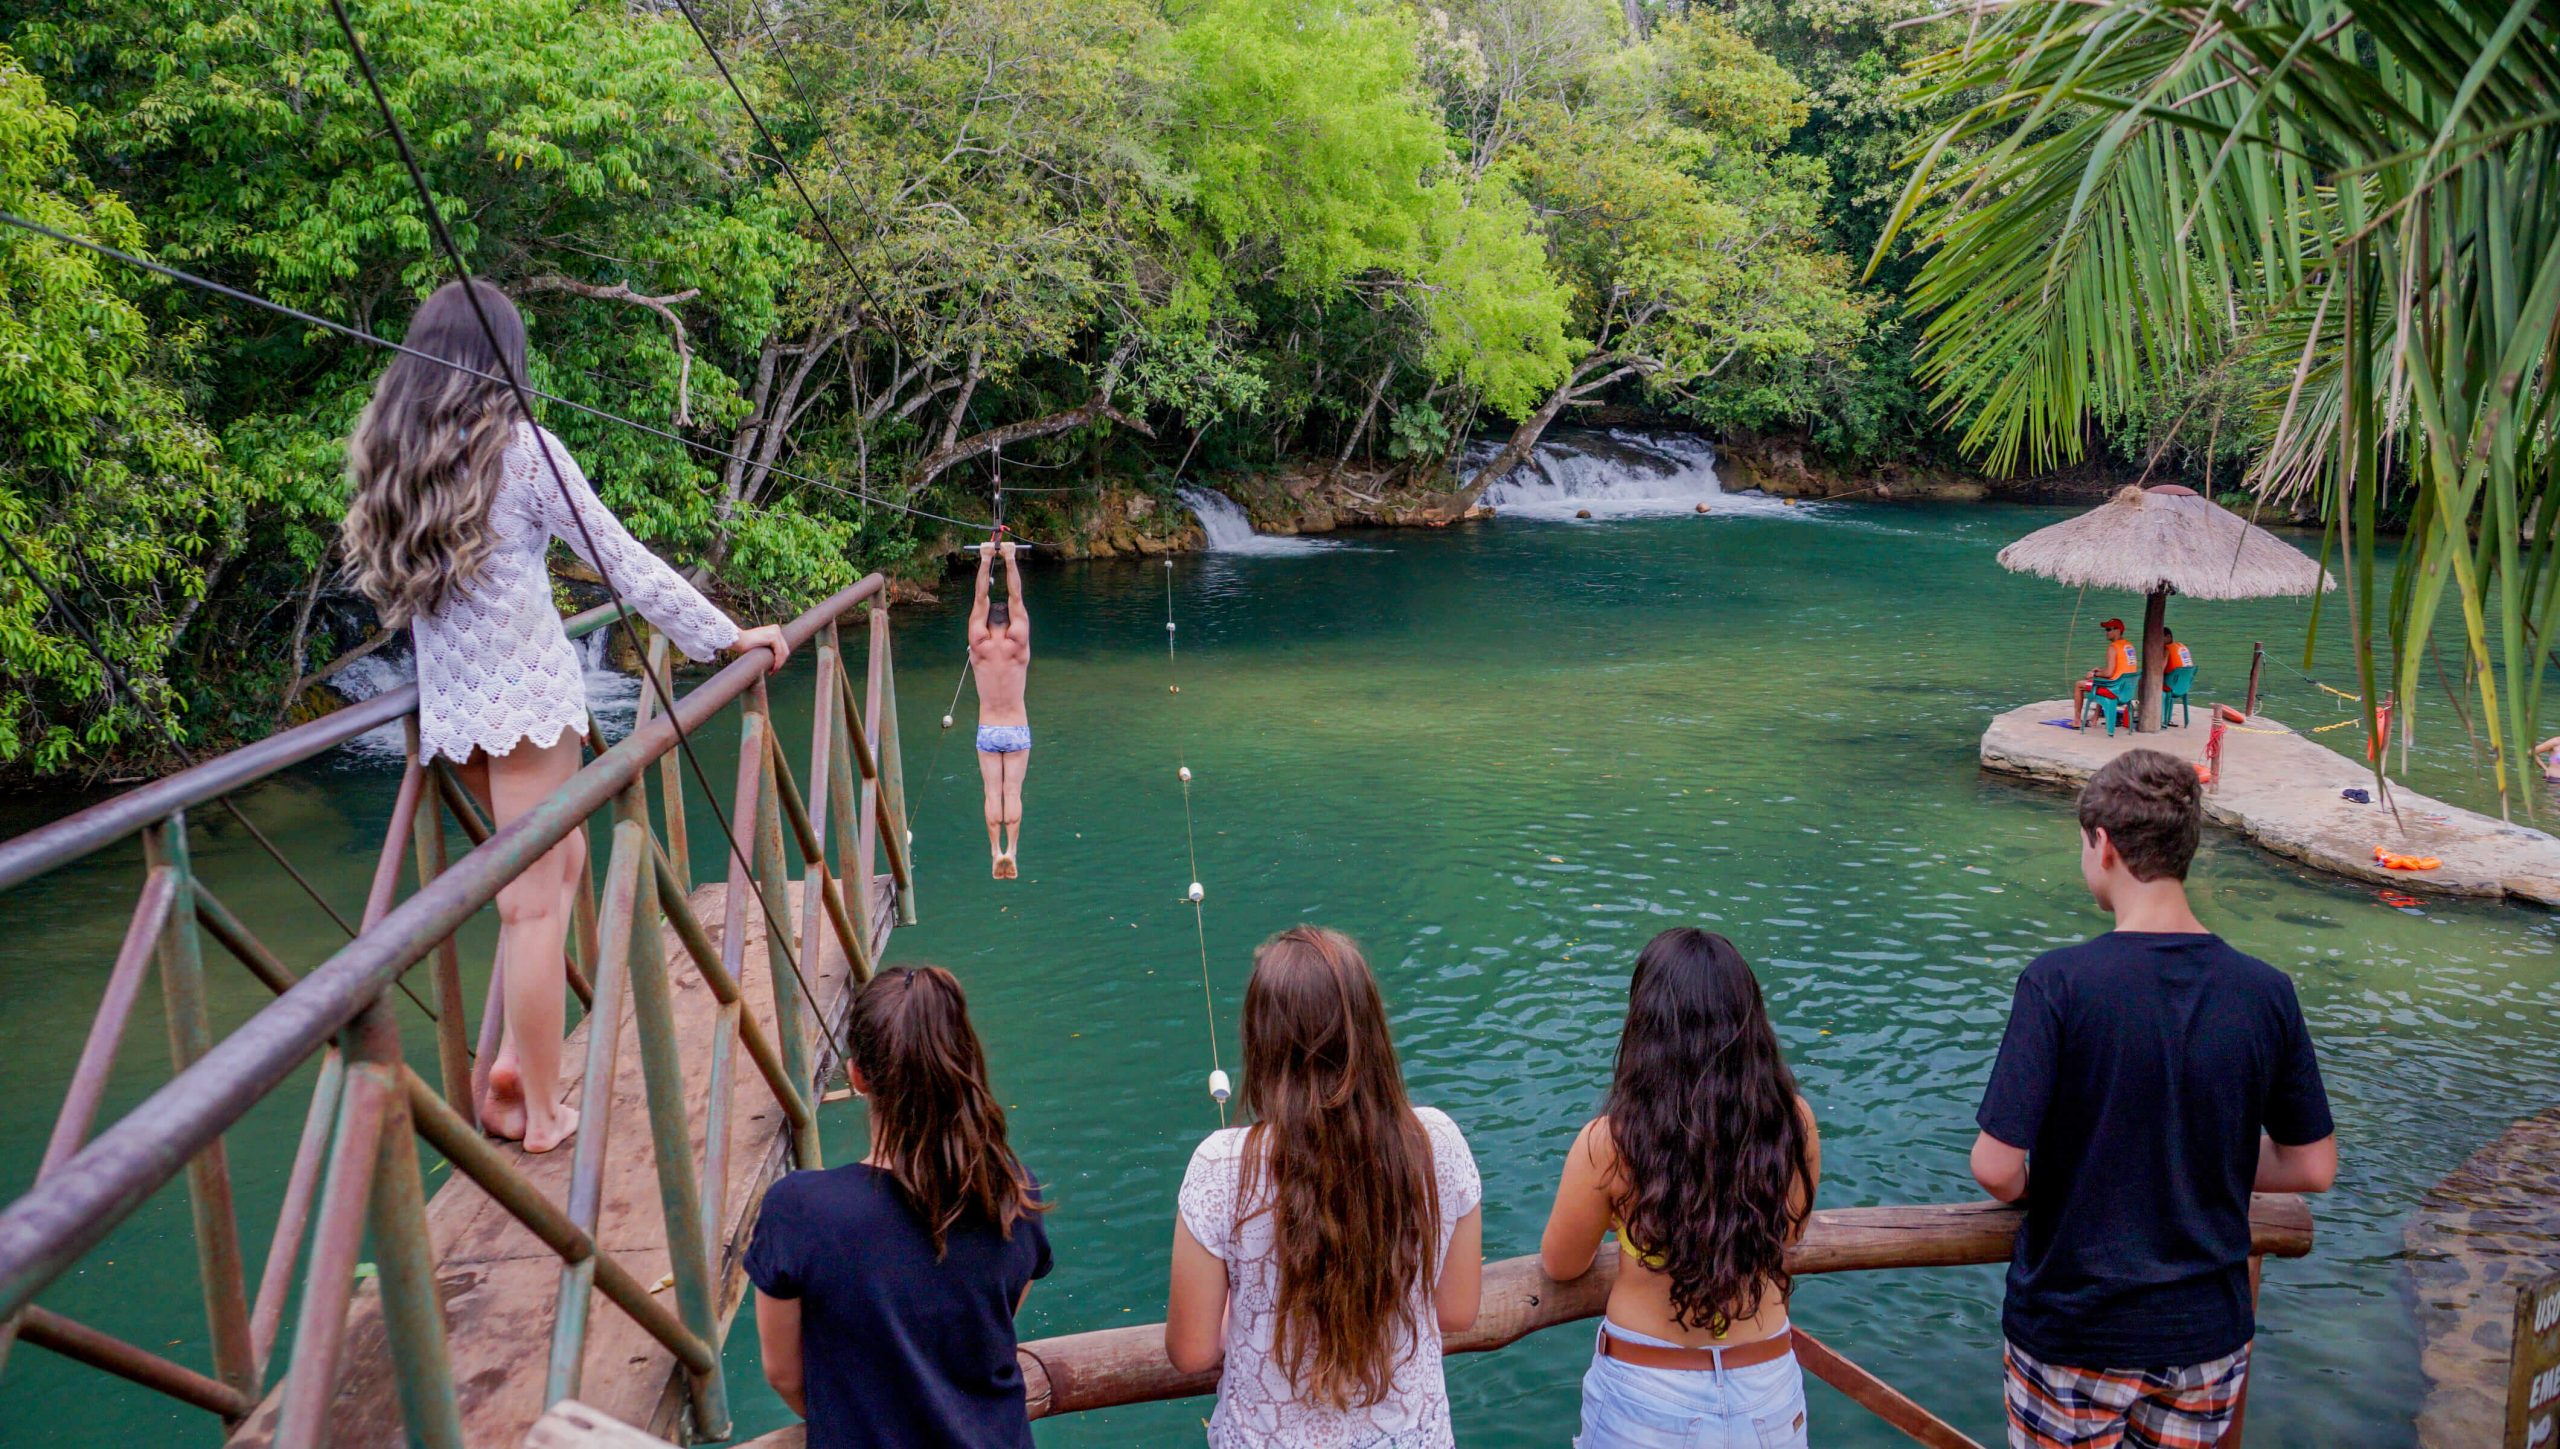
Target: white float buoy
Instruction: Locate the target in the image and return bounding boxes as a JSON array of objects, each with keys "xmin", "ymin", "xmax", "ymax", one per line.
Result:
[
  {"xmin": 1166, "ymin": 621, "xmax": 1177, "ymax": 633},
  {"xmin": 941, "ymin": 714, "xmax": 955, "ymax": 730},
  {"xmin": 1208, "ymin": 1068, "xmax": 1231, "ymax": 1104},
  {"xmin": 1178, "ymin": 766, "xmax": 1192, "ymax": 784},
  {"xmin": 1187, "ymin": 881, "xmax": 1205, "ymax": 904}
]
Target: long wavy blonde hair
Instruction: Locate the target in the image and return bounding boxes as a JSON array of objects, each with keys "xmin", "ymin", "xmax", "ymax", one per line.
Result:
[{"xmin": 343, "ymin": 280, "xmax": 527, "ymax": 627}]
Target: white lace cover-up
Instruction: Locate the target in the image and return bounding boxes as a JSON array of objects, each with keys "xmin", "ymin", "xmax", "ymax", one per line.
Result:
[
  {"xmin": 1177, "ymin": 1107, "xmax": 1482, "ymax": 1449},
  {"xmin": 411, "ymin": 423, "xmax": 739, "ymax": 764}
]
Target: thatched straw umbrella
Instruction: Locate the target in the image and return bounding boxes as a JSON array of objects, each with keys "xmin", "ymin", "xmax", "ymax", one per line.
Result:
[{"xmin": 1997, "ymin": 484, "xmax": 2334, "ymax": 731}]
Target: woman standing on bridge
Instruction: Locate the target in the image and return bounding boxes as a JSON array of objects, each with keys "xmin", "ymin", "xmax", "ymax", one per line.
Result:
[
  {"xmin": 343, "ymin": 280, "xmax": 790, "ymax": 1153},
  {"xmin": 1540, "ymin": 927, "xmax": 1821, "ymax": 1449},
  {"xmin": 1165, "ymin": 925, "xmax": 1484, "ymax": 1447}
]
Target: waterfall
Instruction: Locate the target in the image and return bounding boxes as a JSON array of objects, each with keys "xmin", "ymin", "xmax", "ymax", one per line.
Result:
[
  {"xmin": 1177, "ymin": 486, "xmax": 1336, "ymax": 555},
  {"xmin": 329, "ymin": 628, "xmax": 643, "ymax": 765},
  {"xmin": 1463, "ymin": 428, "xmax": 1786, "ymax": 519}
]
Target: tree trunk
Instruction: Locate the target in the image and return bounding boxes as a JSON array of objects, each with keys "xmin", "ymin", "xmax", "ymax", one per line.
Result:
[
  {"xmin": 1620, "ymin": 0, "xmax": 1646, "ymax": 37},
  {"xmin": 1336, "ymin": 360, "xmax": 1396, "ymax": 472},
  {"xmin": 908, "ymin": 344, "xmax": 1150, "ymax": 493},
  {"xmin": 1454, "ymin": 377, "xmax": 1576, "ymax": 508},
  {"xmin": 2137, "ymin": 588, "xmax": 2169, "ymax": 732}
]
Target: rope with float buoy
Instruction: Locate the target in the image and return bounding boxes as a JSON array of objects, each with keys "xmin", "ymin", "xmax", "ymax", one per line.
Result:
[{"xmin": 1163, "ymin": 557, "xmax": 1230, "ymax": 1121}]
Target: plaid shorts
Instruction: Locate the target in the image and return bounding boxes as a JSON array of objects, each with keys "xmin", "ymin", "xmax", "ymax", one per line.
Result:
[{"xmin": 2004, "ymin": 1341, "xmax": 2250, "ymax": 1449}]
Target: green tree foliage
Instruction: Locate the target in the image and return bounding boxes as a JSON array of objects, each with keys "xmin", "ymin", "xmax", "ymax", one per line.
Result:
[
  {"xmin": 0, "ymin": 0, "xmax": 1902, "ymax": 776},
  {"xmin": 0, "ymin": 48, "xmax": 233, "ymax": 770},
  {"xmin": 1452, "ymin": 8, "xmax": 1866, "ymax": 496}
]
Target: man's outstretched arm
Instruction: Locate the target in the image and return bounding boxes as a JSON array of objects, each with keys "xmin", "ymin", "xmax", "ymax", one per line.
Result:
[
  {"xmin": 968, "ymin": 543, "xmax": 993, "ymax": 643},
  {"xmin": 1002, "ymin": 542, "xmax": 1028, "ymax": 639}
]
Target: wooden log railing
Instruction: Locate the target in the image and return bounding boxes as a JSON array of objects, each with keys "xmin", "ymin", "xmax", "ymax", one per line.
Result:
[
  {"xmin": 0, "ymin": 577, "xmax": 916, "ymax": 1447},
  {"xmin": 1013, "ymin": 1195, "xmax": 2314, "ymax": 1441},
  {"xmin": 660, "ymin": 1195, "xmax": 2313, "ymax": 1449}
]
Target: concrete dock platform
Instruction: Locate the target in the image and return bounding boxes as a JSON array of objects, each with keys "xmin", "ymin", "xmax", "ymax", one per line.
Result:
[{"xmin": 1980, "ymin": 700, "xmax": 2560, "ymax": 906}]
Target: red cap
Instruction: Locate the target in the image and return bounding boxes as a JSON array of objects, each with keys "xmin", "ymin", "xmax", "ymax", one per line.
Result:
[{"xmin": 2099, "ymin": 618, "xmax": 2125, "ymax": 631}]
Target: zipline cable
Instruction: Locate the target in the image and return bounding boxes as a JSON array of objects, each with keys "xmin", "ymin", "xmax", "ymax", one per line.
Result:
[
  {"xmin": 665, "ymin": 0, "xmax": 896, "ymax": 330},
  {"xmin": 0, "ymin": 212, "xmax": 1004, "ymax": 538},
  {"xmin": 0, "ymin": 530, "xmax": 444, "ymax": 1021},
  {"xmin": 327, "ymin": 0, "xmax": 842, "ymax": 1051},
  {"xmin": 1162, "ymin": 557, "xmax": 1227, "ymax": 1123}
]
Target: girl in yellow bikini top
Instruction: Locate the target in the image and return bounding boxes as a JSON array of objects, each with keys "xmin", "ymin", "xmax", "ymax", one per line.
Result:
[{"xmin": 1539, "ymin": 928, "xmax": 1822, "ymax": 1349}]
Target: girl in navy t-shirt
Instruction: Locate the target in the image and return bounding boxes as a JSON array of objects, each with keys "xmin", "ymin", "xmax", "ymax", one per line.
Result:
[{"xmin": 748, "ymin": 966, "xmax": 1051, "ymax": 1449}]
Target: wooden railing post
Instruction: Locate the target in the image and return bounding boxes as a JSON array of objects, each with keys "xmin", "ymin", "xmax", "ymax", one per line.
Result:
[
  {"xmin": 548, "ymin": 815, "xmax": 646, "ymax": 1406},
  {"xmin": 750, "ymin": 683, "xmax": 816, "ymax": 1141},
  {"xmin": 820, "ymin": 621, "xmax": 871, "ymax": 973},
  {"xmin": 404, "ymin": 720, "xmax": 476, "ymax": 1118},
  {"xmin": 624, "ymin": 813, "xmax": 730, "ymax": 1438},
  {"xmin": 272, "ymin": 1054, "xmax": 392, "ymax": 1449},
  {"xmin": 142, "ymin": 812, "xmax": 258, "ymax": 1415},
  {"xmin": 641, "ymin": 633, "xmax": 692, "ymax": 886},
  {"xmin": 870, "ymin": 606, "xmax": 917, "ymax": 926},
  {"xmin": 354, "ymin": 996, "xmax": 466, "ymax": 1449},
  {"xmin": 800, "ymin": 643, "xmax": 844, "ymax": 997},
  {"xmin": 249, "ymin": 1049, "xmax": 342, "ymax": 1378},
  {"xmin": 0, "ymin": 863, "xmax": 174, "ymax": 1376}
]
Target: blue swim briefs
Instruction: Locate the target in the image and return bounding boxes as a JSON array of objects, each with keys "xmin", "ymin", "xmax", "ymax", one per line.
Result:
[{"xmin": 976, "ymin": 724, "xmax": 1032, "ymax": 754}]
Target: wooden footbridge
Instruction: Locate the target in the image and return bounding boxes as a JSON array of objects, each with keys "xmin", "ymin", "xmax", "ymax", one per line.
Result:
[
  {"xmin": 0, "ymin": 577, "xmax": 914, "ymax": 1447},
  {"xmin": 0, "ymin": 576, "xmax": 2319, "ymax": 1448}
]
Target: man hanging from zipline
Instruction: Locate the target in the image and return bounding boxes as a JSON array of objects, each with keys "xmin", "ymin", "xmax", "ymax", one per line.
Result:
[{"xmin": 970, "ymin": 539, "xmax": 1032, "ymax": 879}]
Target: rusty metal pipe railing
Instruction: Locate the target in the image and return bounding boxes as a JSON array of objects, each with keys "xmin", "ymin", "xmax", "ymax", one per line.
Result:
[
  {"xmin": 0, "ymin": 602, "xmax": 631, "ymax": 896},
  {"xmin": 17, "ymin": 1304, "xmax": 257, "ymax": 1419},
  {"xmin": 0, "ymin": 577, "xmax": 881, "ymax": 1323},
  {"xmin": 765, "ymin": 726, "xmax": 869, "ymax": 984},
  {"xmin": 650, "ymin": 843, "xmax": 813, "ymax": 1137}
]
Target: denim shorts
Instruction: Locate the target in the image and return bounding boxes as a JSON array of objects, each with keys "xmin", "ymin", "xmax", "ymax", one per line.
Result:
[{"xmin": 1574, "ymin": 1322, "xmax": 1809, "ymax": 1449}]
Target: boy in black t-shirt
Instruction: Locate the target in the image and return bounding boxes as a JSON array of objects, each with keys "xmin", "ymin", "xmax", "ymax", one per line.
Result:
[{"xmin": 1973, "ymin": 749, "xmax": 2336, "ymax": 1448}]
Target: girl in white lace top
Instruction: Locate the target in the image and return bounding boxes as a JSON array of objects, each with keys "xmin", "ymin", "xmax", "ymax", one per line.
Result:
[
  {"xmin": 342, "ymin": 281, "xmax": 788, "ymax": 1152},
  {"xmin": 1167, "ymin": 926, "xmax": 1483, "ymax": 1448}
]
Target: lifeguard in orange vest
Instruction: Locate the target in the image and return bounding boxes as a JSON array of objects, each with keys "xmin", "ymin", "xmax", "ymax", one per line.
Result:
[
  {"xmin": 2165, "ymin": 630, "xmax": 2194, "ymax": 673},
  {"xmin": 2073, "ymin": 618, "xmax": 2140, "ymax": 728}
]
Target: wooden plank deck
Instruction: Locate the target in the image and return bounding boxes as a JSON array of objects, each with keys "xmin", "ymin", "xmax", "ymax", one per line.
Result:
[{"xmin": 227, "ymin": 876, "xmax": 890, "ymax": 1448}]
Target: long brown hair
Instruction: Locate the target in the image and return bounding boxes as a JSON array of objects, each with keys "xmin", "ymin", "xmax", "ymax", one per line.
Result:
[
  {"xmin": 850, "ymin": 966, "xmax": 1045, "ymax": 1255},
  {"xmin": 342, "ymin": 279, "xmax": 526, "ymax": 627},
  {"xmin": 1606, "ymin": 928, "xmax": 1813, "ymax": 1331},
  {"xmin": 1236, "ymin": 926, "xmax": 1440, "ymax": 1412}
]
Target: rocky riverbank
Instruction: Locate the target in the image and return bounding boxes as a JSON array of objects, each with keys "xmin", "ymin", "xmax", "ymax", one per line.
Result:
[
  {"xmin": 951, "ymin": 460, "xmax": 1482, "ymax": 564},
  {"xmin": 915, "ymin": 427, "xmax": 2161, "ymax": 581}
]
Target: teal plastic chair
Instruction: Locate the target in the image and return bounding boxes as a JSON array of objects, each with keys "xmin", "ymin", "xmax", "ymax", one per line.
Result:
[
  {"xmin": 2085, "ymin": 672, "xmax": 2138, "ymax": 735},
  {"xmin": 2162, "ymin": 664, "xmax": 2197, "ymax": 726}
]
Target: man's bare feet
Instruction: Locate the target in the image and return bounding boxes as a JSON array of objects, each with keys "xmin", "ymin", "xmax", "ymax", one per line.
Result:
[
  {"xmin": 991, "ymin": 854, "xmax": 1005, "ymax": 880},
  {"xmin": 996, "ymin": 854, "xmax": 1017, "ymax": 880},
  {"xmin": 522, "ymin": 1101, "xmax": 580, "ymax": 1156},
  {"xmin": 480, "ymin": 1060, "xmax": 527, "ymax": 1141}
]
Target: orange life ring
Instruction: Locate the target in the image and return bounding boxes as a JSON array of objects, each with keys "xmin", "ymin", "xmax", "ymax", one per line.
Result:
[
  {"xmin": 2217, "ymin": 704, "xmax": 2247, "ymax": 724},
  {"xmin": 2372, "ymin": 846, "xmax": 2441, "ymax": 872}
]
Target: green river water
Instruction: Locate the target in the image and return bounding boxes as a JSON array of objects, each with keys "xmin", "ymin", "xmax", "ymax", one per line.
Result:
[{"xmin": 4, "ymin": 494, "xmax": 2556, "ymax": 1447}]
